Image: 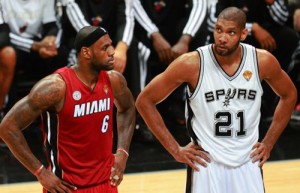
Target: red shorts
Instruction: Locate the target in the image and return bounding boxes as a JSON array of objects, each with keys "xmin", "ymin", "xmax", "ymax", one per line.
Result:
[{"xmin": 43, "ymin": 180, "xmax": 118, "ymax": 193}]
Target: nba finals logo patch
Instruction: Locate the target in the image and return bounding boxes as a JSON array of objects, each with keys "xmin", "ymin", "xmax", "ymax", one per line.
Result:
[
  {"xmin": 243, "ymin": 70, "xmax": 252, "ymax": 81},
  {"xmin": 73, "ymin": 91, "xmax": 81, "ymax": 101},
  {"xmin": 103, "ymin": 85, "xmax": 108, "ymax": 95}
]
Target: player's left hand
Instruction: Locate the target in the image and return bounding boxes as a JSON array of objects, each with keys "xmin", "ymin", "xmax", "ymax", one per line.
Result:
[
  {"xmin": 113, "ymin": 42, "xmax": 127, "ymax": 73},
  {"xmin": 110, "ymin": 152, "xmax": 128, "ymax": 186},
  {"xmin": 171, "ymin": 41, "xmax": 189, "ymax": 59},
  {"xmin": 250, "ymin": 142, "xmax": 271, "ymax": 167}
]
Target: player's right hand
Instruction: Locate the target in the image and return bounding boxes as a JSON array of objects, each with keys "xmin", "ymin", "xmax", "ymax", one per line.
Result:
[
  {"xmin": 36, "ymin": 168, "xmax": 77, "ymax": 193},
  {"xmin": 173, "ymin": 142, "xmax": 211, "ymax": 171}
]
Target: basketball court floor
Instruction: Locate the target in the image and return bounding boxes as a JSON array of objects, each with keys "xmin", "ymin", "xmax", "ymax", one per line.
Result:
[
  {"xmin": 0, "ymin": 121, "xmax": 300, "ymax": 192},
  {"xmin": 1, "ymin": 159, "xmax": 300, "ymax": 193}
]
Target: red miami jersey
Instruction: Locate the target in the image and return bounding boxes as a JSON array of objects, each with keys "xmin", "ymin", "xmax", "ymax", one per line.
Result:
[{"xmin": 40, "ymin": 66, "xmax": 115, "ymax": 188}]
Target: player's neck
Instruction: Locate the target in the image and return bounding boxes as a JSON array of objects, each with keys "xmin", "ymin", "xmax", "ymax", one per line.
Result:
[
  {"xmin": 215, "ymin": 46, "xmax": 242, "ymax": 76},
  {"xmin": 216, "ymin": 45, "xmax": 241, "ymax": 64},
  {"xmin": 73, "ymin": 65, "xmax": 98, "ymax": 91}
]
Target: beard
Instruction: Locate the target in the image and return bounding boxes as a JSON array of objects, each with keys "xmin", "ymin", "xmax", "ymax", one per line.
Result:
[
  {"xmin": 214, "ymin": 42, "xmax": 240, "ymax": 57},
  {"xmin": 91, "ymin": 58, "xmax": 114, "ymax": 72}
]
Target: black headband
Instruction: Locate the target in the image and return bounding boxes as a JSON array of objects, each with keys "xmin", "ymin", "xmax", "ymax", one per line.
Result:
[{"xmin": 74, "ymin": 27, "xmax": 108, "ymax": 52}]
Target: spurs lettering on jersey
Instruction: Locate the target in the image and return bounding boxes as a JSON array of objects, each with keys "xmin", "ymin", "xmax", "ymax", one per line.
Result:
[{"xmin": 205, "ymin": 88, "xmax": 257, "ymax": 107}]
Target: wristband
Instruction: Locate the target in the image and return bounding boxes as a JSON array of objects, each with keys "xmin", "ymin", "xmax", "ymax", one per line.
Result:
[
  {"xmin": 34, "ymin": 165, "xmax": 44, "ymax": 176},
  {"xmin": 117, "ymin": 148, "xmax": 129, "ymax": 157}
]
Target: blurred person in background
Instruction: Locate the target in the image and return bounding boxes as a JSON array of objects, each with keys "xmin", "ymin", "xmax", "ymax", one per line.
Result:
[
  {"xmin": 0, "ymin": 13, "xmax": 16, "ymax": 121},
  {"xmin": 288, "ymin": 0, "xmax": 300, "ymax": 128},
  {"xmin": 0, "ymin": 0, "xmax": 69, "ymax": 111},
  {"xmin": 132, "ymin": 0, "xmax": 209, "ymax": 142}
]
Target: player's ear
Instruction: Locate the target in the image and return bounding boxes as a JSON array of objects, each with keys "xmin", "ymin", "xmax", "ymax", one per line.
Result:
[
  {"xmin": 81, "ymin": 47, "xmax": 92, "ymax": 59},
  {"xmin": 240, "ymin": 28, "xmax": 248, "ymax": 41}
]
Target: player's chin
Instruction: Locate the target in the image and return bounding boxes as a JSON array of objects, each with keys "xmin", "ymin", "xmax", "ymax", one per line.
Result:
[{"xmin": 106, "ymin": 61, "xmax": 115, "ymax": 70}]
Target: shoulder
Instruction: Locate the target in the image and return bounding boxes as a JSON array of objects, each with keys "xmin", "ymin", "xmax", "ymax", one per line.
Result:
[
  {"xmin": 256, "ymin": 48, "xmax": 281, "ymax": 80},
  {"xmin": 28, "ymin": 73, "xmax": 66, "ymax": 110},
  {"xmin": 107, "ymin": 70, "xmax": 126, "ymax": 86},
  {"xmin": 167, "ymin": 51, "xmax": 200, "ymax": 79},
  {"xmin": 169, "ymin": 51, "xmax": 200, "ymax": 71},
  {"xmin": 30, "ymin": 73, "xmax": 65, "ymax": 93},
  {"xmin": 256, "ymin": 48, "xmax": 275, "ymax": 62},
  {"xmin": 107, "ymin": 70, "xmax": 128, "ymax": 95},
  {"xmin": 179, "ymin": 51, "xmax": 200, "ymax": 63}
]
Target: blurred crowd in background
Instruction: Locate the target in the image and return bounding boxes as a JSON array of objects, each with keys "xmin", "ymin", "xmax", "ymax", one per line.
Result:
[{"xmin": 0, "ymin": 0, "xmax": 300, "ymax": 144}]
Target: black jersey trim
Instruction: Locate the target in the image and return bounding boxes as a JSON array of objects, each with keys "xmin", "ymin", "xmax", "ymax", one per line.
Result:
[
  {"xmin": 187, "ymin": 48, "xmax": 203, "ymax": 100},
  {"xmin": 41, "ymin": 111, "xmax": 62, "ymax": 179},
  {"xmin": 209, "ymin": 43, "xmax": 246, "ymax": 81},
  {"xmin": 185, "ymin": 166, "xmax": 193, "ymax": 193},
  {"xmin": 252, "ymin": 47, "xmax": 263, "ymax": 93}
]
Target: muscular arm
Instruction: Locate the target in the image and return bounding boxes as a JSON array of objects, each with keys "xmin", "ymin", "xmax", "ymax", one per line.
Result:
[
  {"xmin": 0, "ymin": 74, "xmax": 76, "ymax": 192},
  {"xmin": 108, "ymin": 70, "xmax": 135, "ymax": 185},
  {"xmin": 251, "ymin": 49, "xmax": 297, "ymax": 166},
  {"xmin": 0, "ymin": 74, "xmax": 65, "ymax": 174},
  {"xmin": 136, "ymin": 52, "xmax": 208, "ymax": 170},
  {"xmin": 109, "ymin": 70, "xmax": 135, "ymax": 152}
]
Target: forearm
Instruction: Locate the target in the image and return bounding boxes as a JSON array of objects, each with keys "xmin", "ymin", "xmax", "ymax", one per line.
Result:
[
  {"xmin": 177, "ymin": 34, "xmax": 192, "ymax": 46},
  {"xmin": 136, "ymin": 101, "xmax": 180, "ymax": 156},
  {"xmin": 262, "ymin": 95, "xmax": 296, "ymax": 149},
  {"xmin": 0, "ymin": 126, "xmax": 42, "ymax": 175},
  {"xmin": 115, "ymin": 41, "xmax": 128, "ymax": 54},
  {"xmin": 116, "ymin": 106, "xmax": 135, "ymax": 151}
]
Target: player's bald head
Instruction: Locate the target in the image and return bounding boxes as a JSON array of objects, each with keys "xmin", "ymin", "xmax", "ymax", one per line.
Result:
[{"xmin": 217, "ymin": 7, "xmax": 246, "ymax": 29}]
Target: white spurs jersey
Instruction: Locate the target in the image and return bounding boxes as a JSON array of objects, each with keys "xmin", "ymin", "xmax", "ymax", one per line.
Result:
[{"xmin": 186, "ymin": 43, "xmax": 263, "ymax": 167}]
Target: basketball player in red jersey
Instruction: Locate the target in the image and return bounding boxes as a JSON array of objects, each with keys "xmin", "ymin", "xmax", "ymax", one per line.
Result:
[{"xmin": 0, "ymin": 26, "xmax": 136, "ymax": 193}]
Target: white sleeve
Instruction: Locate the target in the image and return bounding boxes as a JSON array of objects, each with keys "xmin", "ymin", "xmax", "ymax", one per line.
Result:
[
  {"xmin": 9, "ymin": 32, "xmax": 34, "ymax": 52},
  {"xmin": 207, "ymin": 1, "xmax": 217, "ymax": 33},
  {"xmin": 122, "ymin": 0, "xmax": 135, "ymax": 46},
  {"xmin": 0, "ymin": 1, "xmax": 4, "ymax": 25},
  {"xmin": 42, "ymin": 0, "xmax": 57, "ymax": 24},
  {"xmin": 267, "ymin": 0, "xmax": 289, "ymax": 26},
  {"xmin": 133, "ymin": 0, "xmax": 159, "ymax": 38},
  {"xmin": 182, "ymin": 0, "xmax": 208, "ymax": 37},
  {"xmin": 64, "ymin": 0, "xmax": 90, "ymax": 32}
]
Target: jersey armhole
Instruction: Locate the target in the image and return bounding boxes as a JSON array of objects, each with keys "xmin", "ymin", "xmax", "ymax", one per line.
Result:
[
  {"xmin": 253, "ymin": 47, "xmax": 263, "ymax": 94},
  {"xmin": 188, "ymin": 48, "xmax": 204, "ymax": 100}
]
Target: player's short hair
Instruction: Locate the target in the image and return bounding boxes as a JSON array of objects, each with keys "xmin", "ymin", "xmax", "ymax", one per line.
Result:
[{"xmin": 218, "ymin": 7, "xmax": 246, "ymax": 29}]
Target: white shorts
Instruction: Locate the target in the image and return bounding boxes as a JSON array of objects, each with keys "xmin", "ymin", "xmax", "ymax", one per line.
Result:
[{"xmin": 186, "ymin": 159, "xmax": 265, "ymax": 193}]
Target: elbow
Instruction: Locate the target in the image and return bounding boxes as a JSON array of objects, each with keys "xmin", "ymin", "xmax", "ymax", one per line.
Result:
[
  {"xmin": 0, "ymin": 125, "xmax": 8, "ymax": 142},
  {"xmin": 285, "ymin": 86, "xmax": 298, "ymax": 109},
  {"xmin": 135, "ymin": 95, "xmax": 143, "ymax": 113},
  {"xmin": 135, "ymin": 94, "xmax": 149, "ymax": 115}
]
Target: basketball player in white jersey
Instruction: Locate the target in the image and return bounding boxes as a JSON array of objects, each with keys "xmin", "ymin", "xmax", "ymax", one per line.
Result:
[{"xmin": 136, "ymin": 7, "xmax": 297, "ymax": 193}]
